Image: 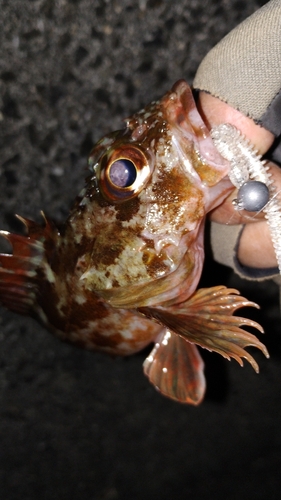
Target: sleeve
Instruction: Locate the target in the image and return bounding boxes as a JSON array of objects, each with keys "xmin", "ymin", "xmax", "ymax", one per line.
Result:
[
  {"xmin": 193, "ymin": 0, "xmax": 281, "ymax": 139},
  {"xmin": 210, "ymin": 222, "xmax": 281, "ymax": 283},
  {"xmin": 193, "ymin": 0, "xmax": 281, "ymax": 280}
]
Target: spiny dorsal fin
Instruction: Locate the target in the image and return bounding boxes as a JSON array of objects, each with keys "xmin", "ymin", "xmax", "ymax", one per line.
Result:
[{"xmin": 0, "ymin": 214, "xmax": 58, "ymax": 315}]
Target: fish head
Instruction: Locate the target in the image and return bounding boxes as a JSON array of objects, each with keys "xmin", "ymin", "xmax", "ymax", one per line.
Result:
[{"xmin": 75, "ymin": 81, "xmax": 231, "ymax": 307}]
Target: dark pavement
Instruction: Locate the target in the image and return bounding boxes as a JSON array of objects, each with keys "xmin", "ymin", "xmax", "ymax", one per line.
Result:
[{"xmin": 1, "ymin": 1, "xmax": 280, "ymax": 499}]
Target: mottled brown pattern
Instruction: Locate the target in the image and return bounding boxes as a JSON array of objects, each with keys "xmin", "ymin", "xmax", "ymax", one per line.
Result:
[
  {"xmin": 0, "ymin": 81, "xmax": 267, "ymax": 404},
  {"xmin": 142, "ymin": 249, "xmax": 169, "ymax": 276},
  {"xmin": 151, "ymin": 167, "xmax": 204, "ymax": 226},
  {"xmin": 115, "ymin": 197, "xmax": 140, "ymax": 222}
]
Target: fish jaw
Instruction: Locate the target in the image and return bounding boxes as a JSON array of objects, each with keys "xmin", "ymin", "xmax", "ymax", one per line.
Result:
[{"xmin": 163, "ymin": 80, "xmax": 231, "ymax": 186}]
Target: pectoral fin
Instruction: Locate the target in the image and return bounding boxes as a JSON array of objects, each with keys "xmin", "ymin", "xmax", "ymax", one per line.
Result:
[
  {"xmin": 143, "ymin": 329, "xmax": 205, "ymax": 405},
  {"xmin": 140, "ymin": 286, "xmax": 269, "ymax": 373}
]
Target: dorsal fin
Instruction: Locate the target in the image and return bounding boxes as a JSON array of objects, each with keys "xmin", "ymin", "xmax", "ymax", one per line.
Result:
[{"xmin": 0, "ymin": 214, "xmax": 58, "ymax": 315}]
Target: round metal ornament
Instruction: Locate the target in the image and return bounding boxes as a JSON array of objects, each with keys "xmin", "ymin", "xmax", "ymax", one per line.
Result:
[{"xmin": 235, "ymin": 180, "xmax": 270, "ymax": 212}]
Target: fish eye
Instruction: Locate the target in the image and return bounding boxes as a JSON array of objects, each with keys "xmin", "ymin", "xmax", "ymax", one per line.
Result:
[
  {"xmin": 109, "ymin": 159, "xmax": 137, "ymax": 188},
  {"xmin": 98, "ymin": 145, "xmax": 153, "ymax": 203}
]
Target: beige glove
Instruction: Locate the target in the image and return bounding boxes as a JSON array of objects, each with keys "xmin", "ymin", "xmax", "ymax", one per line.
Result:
[{"xmin": 193, "ymin": 0, "xmax": 281, "ymax": 281}]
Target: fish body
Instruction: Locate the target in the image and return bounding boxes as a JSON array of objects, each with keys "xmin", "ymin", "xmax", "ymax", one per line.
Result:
[{"xmin": 0, "ymin": 81, "xmax": 268, "ymax": 404}]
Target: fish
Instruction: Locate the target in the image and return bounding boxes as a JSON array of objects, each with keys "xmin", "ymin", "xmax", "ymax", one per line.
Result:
[{"xmin": 0, "ymin": 80, "xmax": 269, "ymax": 404}]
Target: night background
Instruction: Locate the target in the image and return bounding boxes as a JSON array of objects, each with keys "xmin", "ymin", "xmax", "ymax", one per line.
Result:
[{"xmin": 1, "ymin": 1, "xmax": 280, "ymax": 499}]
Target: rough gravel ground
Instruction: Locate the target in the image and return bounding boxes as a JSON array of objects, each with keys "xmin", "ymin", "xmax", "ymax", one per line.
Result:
[{"xmin": 1, "ymin": 1, "xmax": 281, "ymax": 499}]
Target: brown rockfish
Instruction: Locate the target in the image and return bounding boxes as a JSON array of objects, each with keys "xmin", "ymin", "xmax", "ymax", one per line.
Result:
[{"xmin": 0, "ymin": 81, "xmax": 268, "ymax": 404}]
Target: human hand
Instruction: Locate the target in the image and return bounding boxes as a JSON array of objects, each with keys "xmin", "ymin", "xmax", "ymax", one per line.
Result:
[
  {"xmin": 193, "ymin": 0, "xmax": 281, "ymax": 275},
  {"xmin": 198, "ymin": 91, "xmax": 281, "ymax": 270}
]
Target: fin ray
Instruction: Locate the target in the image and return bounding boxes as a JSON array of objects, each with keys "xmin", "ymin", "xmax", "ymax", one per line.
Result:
[
  {"xmin": 140, "ymin": 286, "xmax": 269, "ymax": 373},
  {"xmin": 0, "ymin": 214, "xmax": 57, "ymax": 315}
]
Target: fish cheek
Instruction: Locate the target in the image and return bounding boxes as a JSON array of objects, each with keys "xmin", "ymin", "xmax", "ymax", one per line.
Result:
[
  {"xmin": 90, "ymin": 198, "xmax": 142, "ymax": 267},
  {"xmin": 115, "ymin": 197, "xmax": 141, "ymax": 222},
  {"xmin": 90, "ymin": 223, "xmax": 124, "ymax": 264},
  {"xmin": 151, "ymin": 168, "xmax": 205, "ymax": 230},
  {"xmin": 142, "ymin": 248, "xmax": 170, "ymax": 279}
]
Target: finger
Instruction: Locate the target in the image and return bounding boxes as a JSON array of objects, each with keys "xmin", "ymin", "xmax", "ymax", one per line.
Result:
[{"xmin": 238, "ymin": 219, "xmax": 277, "ymax": 268}]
